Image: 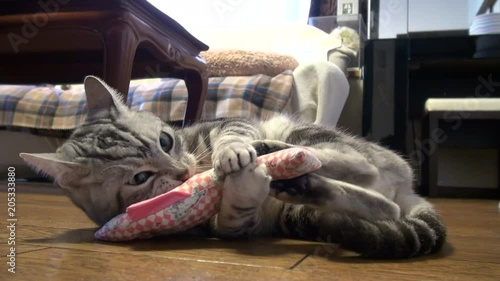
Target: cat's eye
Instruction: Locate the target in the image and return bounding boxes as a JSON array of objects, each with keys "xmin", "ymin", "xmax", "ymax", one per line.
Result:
[
  {"xmin": 159, "ymin": 132, "xmax": 173, "ymax": 153},
  {"xmin": 128, "ymin": 171, "xmax": 153, "ymax": 185}
]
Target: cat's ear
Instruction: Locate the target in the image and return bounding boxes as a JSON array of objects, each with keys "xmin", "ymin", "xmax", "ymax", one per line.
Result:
[
  {"xmin": 19, "ymin": 153, "xmax": 88, "ymax": 188},
  {"xmin": 83, "ymin": 76, "xmax": 126, "ymax": 116}
]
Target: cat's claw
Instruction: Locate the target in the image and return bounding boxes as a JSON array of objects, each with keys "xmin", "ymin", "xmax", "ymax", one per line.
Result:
[
  {"xmin": 214, "ymin": 143, "xmax": 257, "ymax": 178},
  {"xmin": 270, "ymin": 174, "xmax": 309, "ymax": 198},
  {"xmin": 252, "ymin": 140, "xmax": 294, "ymax": 156}
]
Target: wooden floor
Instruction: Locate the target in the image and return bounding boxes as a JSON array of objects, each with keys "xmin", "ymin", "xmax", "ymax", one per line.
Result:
[{"xmin": 1, "ymin": 183, "xmax": 499, "ymax": 280}]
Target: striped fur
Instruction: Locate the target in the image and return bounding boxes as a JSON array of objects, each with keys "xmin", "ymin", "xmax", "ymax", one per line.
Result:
[{"xmin": 20, "ymin": 76, "xmax": 446, "ymax": 259}]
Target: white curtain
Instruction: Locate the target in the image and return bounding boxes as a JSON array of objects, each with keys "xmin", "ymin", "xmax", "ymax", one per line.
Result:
[{"xmin": 147, "ymin": 0, "xmax": 311, "ymax": 34}]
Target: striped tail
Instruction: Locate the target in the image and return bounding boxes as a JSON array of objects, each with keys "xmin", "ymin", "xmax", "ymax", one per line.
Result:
[{"xmin": 281, "ymin": 204, "xmax": 447, "ymax": 259}]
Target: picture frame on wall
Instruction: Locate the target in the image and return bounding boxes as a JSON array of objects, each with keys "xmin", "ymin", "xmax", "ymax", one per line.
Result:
[{"xmin": 337, "ymin": 0, "xmax": 359, "ymax": 15}]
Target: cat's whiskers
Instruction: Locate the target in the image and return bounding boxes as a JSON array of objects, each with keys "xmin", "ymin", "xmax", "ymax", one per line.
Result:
[
  {"xmin": 189, "ymin": 134, "xmax": 212, "ymax": 167},
  {"xmin": 195, "ymin": 163, "xmax": 212, "ymax": 168},
  {"xmin": 195, "ymin": 164, "xmax": 213, "ymax": 173},
  {"xmin": 191, "ymin": 133, "xmax": 211, "ymax": 155},
  {"xmin": 195, "ymin": 151, "xmax": 210, "ymax": 163},
  {"xmin": 194, "ymin": 147, "xmax": 211, "ymax": 163}
]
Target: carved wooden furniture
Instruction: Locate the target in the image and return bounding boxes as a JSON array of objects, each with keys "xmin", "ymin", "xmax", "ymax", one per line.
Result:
[{"xmin": 0, "ymin": 0, "xmax": 209, "ymax": 126}]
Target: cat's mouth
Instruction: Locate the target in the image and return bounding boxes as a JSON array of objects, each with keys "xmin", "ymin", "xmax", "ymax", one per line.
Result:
[
  {"xmin": 179, "ymin": 172, "xmax": 191, "ymax": 182},
  {"xmin": 175, "ymin": 167, "xmax": 194, "ymax": 182}
]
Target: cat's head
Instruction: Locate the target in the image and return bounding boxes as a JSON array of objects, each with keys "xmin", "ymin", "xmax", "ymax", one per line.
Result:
[{"xmin": 20, "ymin": 76, "xmax": 197, "ymax": 226}]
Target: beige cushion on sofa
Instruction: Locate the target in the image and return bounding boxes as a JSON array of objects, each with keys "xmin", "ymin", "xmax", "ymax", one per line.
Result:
[{"xmin": 200, "ymin": 49, "xmax": 299, "ymax": 77}]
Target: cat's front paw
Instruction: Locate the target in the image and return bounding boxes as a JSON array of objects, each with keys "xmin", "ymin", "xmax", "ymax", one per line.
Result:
[
  {"xmin": 213, "ymin": 143, "xmax": 257, "ymax": 178},
  {"xmin": 223, "ymin": 162, "xmax": 272, "ymax": 207}
]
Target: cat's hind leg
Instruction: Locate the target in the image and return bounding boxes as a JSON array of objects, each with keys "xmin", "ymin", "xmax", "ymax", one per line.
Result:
[
  {"xmin": 253, "ymin": 139, "xmax": 380, "ymax": 188},
  {"xmin": 271, "ymin": 173, "xmax": 401, "ymax": 221},
  {"xmin": 251, "ymin": 139, "xmax": 397, "ymax": 220}
]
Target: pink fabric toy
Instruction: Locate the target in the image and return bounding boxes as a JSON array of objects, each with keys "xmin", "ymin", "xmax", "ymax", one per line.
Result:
[{"xmin": 95, "ymin": 147, "xmax": 322, "ymax": 241}]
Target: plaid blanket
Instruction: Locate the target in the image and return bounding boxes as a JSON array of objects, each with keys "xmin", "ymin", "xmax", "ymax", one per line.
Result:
[{"xmin": 0, "ymin": 71, "xmax": 293, "ymax": 130}]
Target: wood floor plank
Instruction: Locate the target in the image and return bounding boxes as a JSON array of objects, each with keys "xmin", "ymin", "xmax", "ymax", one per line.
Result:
[
  {"xmin": 430, "ymin": 199, "xmax": 500, "ymax": 237},
  {"xmin": 294, "ymin": 255, "xmax": 500, "ymax": 281},
  {"xmin": 435, "ymin": 199, "xmax": 500, "ymax": 237},
  {"xmin": 1, "ymin": 191, "xmax": 499, "ymax": 280},
  {"xmin": 0, "ymin": 244, "xmax": 48, "ymax": 257},
  {"xmin": 8, "ymin": 247, "xmax": 312, "ymax": 281},
  {"xmin": 291, "ymin": 199, "xmax": 500, "ymax": 281},
  {"xmin": 294, "ymin": 240, "xmax": 500, "ymax": 281},
  {"xmin": 0, "ymin": 191, "xmax": 96, "ymax": 229},
  {"xmin": 14, "ymin": 223, "xmax": 314, "ymax": 269},
  {"xmin": 1, "ymin": 191, "xmax": 313, "ymax": 269},
  {"xmin": 443, "ymin": 234, "xmax": 500, "ymax": 263}
]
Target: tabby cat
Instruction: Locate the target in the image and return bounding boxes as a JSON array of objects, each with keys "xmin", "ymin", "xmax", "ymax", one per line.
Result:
[{"xmin": 20, "ymin": 76, "xmax": 446, "ymax": 258}]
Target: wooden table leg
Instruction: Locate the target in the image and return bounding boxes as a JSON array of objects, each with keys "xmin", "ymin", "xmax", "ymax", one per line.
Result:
[
  {"xmin": 102, "ymin": 21, "xmax": 139, "ymax": 100},
  {"xmin": 182, "ymin": 68, "xmax": 208, "ymax": 127}
]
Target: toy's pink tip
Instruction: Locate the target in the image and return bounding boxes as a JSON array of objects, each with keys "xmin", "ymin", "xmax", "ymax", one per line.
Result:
[{"xmin": 126, "ymin": 190, "xmax": 191, "ymax": 221}]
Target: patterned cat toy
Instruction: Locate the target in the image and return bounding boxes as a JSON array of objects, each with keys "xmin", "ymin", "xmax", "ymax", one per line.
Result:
[{"xmin": 95, "ymin": 147, "xmax": 322, "ymax": 241}]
